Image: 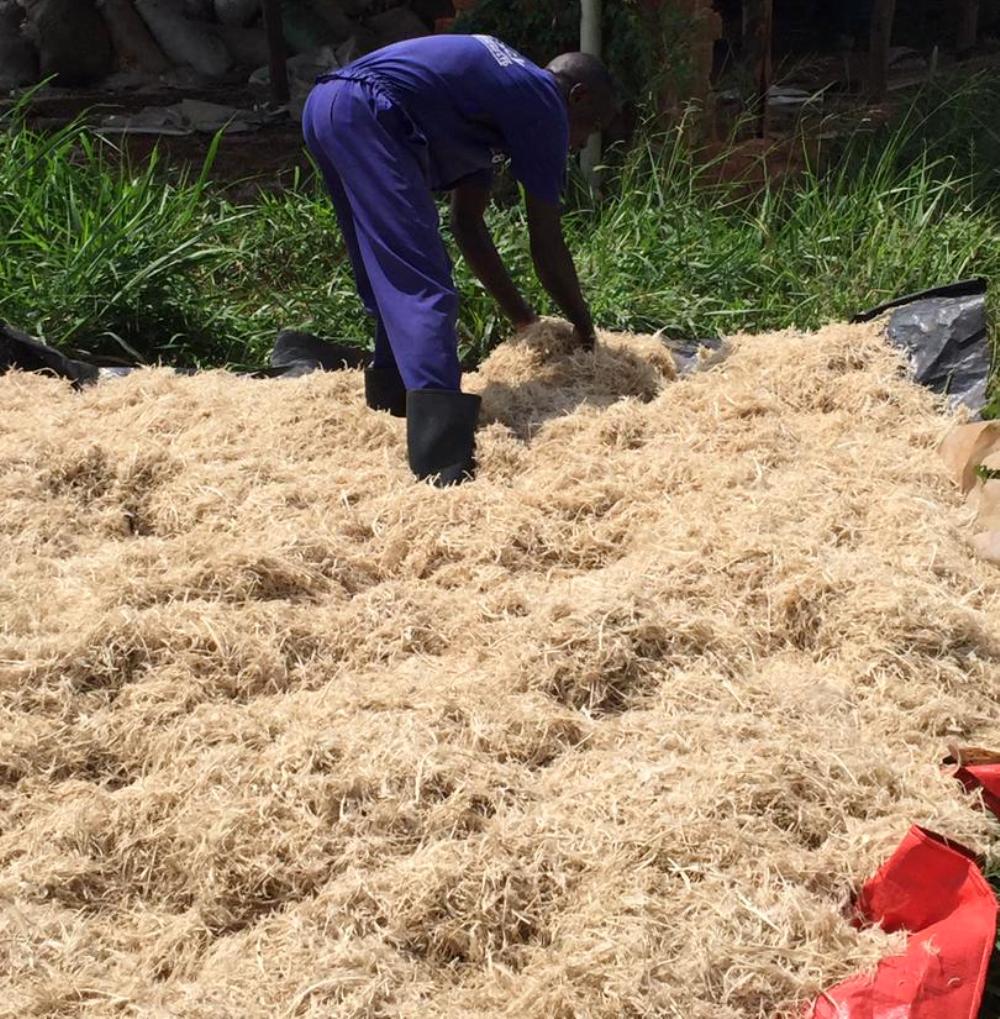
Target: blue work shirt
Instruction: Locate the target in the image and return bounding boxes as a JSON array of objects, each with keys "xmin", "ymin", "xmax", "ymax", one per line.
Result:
[{"xmin": 320, "ymin": 34, "xmax": 570, "ymax": 204}]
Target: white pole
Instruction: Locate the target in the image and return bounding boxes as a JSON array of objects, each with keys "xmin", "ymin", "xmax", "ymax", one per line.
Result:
[{"xmin": 580, "ymin": 0, "xmax": 602, "ymax": 188}]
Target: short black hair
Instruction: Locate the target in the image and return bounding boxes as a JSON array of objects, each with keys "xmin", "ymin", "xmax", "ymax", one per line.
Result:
[
  {"xmin": 546, "ymin": 52, "xmax": 615, "ymax": 101},
  {"xmin": 547, "ymin": 52, "xmax": 618, "ymax": 117}
]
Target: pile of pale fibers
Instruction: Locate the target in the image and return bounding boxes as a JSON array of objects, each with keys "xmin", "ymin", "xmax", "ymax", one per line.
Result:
[{"xmin": 1, "ymin": 318, "xmax": 999, "ymax": 1018}]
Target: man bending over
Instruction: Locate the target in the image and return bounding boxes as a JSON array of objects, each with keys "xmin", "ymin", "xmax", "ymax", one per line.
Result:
[{"xmin": 303, "ymin": 35, "xmax": 616, "ymax": 485}]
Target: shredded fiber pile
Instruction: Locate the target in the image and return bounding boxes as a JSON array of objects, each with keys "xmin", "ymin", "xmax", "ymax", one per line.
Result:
[{"xmin": 2, "ymin": 319, "xmax": 999, "ymax": 1018}]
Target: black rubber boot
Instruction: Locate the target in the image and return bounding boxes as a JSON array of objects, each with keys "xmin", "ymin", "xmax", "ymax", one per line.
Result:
[
  {"xmin": 364, "ymin": 365, "xmax": 406, "ymax": 418},
  {"xmin": 406, "ymin": 389, "xmax": 482, "ymax": 487}
]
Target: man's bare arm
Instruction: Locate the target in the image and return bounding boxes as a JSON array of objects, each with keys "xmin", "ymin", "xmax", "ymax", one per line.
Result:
[
  {"xmin": 525, "ymin": 192, "xmax": 595, "ymax": 350},
  {"xmin": 450, "ymin": 180, "xmax": 536, "ymax": 329}
]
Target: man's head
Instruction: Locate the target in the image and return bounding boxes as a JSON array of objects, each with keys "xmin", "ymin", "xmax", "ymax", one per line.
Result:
[{"xmin": 547, "ymin": 52, "xmax": 618, "ymax": 151}]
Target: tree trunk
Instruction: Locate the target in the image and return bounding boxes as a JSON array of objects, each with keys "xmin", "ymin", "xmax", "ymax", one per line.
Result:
[
  {"xmin": 261, "ymin": 0, "xmax": 289, "ymax": 105},
  {"xmin": 743, "ymin": 0, "xmax": 773, "ymax": 137},
  {"xmin": 957, "ymin": 0, "xmax": 980, "ymax": 55},
  {"xmin": 580, "ymin": 0, "xmax": 602, "ymax": 187},
  {"xmin": 868, "ymin": 0, "xmax": 896, "ymax": 100}
]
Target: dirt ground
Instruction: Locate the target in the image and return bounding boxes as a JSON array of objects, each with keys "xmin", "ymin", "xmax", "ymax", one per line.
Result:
[
  {"xmin": 6, "ymin": 47, "xmax": 999, "ymax": 200},
  {"xmin": 10, "ymin": 83, "xmax": 310, "ymax": 195}
]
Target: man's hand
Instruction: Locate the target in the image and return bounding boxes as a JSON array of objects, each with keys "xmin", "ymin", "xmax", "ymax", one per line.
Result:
[
  {"xmin": 524, "ymin": 192, "xmax": 596, "ymax": 349},
  {"xmin": 451, "ymin": 179, "xmax": 536, "ymax": 329}
]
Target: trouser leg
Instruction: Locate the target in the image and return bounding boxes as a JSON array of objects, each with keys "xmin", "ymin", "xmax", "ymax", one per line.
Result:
[
  {"xmin": 303, "ymin": 87, "xmax": 400, "ymax": 379},
  {"xmin": 303, "ymin": 80, "xmax": 477, "ymax": 483},
  {"xmin": 305, "ymin": 79, "xmax": 461, "ymax": 392}
]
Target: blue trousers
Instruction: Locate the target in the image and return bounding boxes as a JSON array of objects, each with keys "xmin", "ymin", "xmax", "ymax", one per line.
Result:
[{"xmin": 302, "ymin": 78, "xmax": 461, "ymax": 392}]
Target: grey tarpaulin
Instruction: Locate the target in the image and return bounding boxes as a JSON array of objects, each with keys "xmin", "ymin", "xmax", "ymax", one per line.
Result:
[{"xmin": 852, "ymin": 278, "xmax": 992, "ymax": 417}]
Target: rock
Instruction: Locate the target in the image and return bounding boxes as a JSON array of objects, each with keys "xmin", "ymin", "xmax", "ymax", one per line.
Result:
[
  {"xmin": 309, "ymin": 0, "xmax": 355, "ymax": 38},
  {"xmin": 159, "ymin": 63, "xmax": 214, "ymax": 87},
  {"xmin": 249, "ymin": 43, "xmax": 337, "ymax": 95},
  {"xmin": 100, "ymin": 69, "xmax": 160, "ymax": 90},
  {"xmin": 183, "ymin": 0, "xmax": 213, "ymax": 16},
  {"xmin": 335, "ymin": 30, "xmax": 375, "ymax": 65},
  {"xmin": 218, "ymin": 23, "xmax": 269, "ymax": 66},
  {"xmin": 21, "ymin": 0, "xmax": 114, "ymax": 86},
  {"xmin": 0, "ymin": 1, "xmax": 38, "ymax": 88},
  {"xmin": 409, "ymin": 0, "xmax": 451, "ymax": 26},
  {"xmin": 214, "ymin": 0, "xmax": 259, "ymax": 26},
  {"xmin": 96, "ymin": 0, "xmax": 171, "ymax": 75},
  {"xmin": 367, "ymin": 5, "xmax": 429, "ymax": 46},
  {"xmin": 135, "ymin": 0, "xmax": 233, "ymax": 78},
  {"xmin": 280, "ymin": 0, "xmax": 350, "ymax": 53}
]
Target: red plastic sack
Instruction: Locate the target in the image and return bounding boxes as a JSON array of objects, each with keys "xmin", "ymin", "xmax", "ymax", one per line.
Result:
[
  {"xmin": 809, "ymin": 826, "xmax": 997, "ymax": 1019},
  {"xmin": 946, "ymin": 749, "xmax": 1000, "ymax": 820}
]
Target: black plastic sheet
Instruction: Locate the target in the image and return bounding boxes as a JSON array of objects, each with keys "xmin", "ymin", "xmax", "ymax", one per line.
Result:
[
  {"xmin": 0, "ymin": 326, "xmax": 367, "ymax": 385},
  {"xmin": 264, "ymin": 329, "xmax": 369, "ymax": 377},
  {"xmin": 853, "ymin": 278, "xmax": 992, "ymax": 417},
  {"xmin": 0, "ymin": 322, "xmax": 99, "ymax": 389}
]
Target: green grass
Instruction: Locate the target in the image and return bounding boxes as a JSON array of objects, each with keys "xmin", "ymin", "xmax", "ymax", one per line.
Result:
[
  {"xmin": 0, "ymin": 99, "xmax": 246, "ymax": 365},
  {"xmin": 0, "ymin": 73, "xmax": 998, "ymax": 374}
]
